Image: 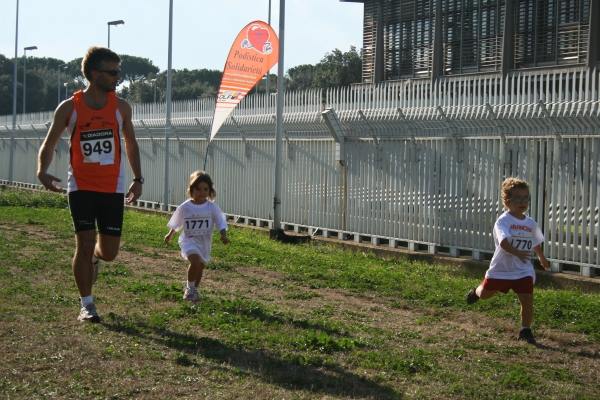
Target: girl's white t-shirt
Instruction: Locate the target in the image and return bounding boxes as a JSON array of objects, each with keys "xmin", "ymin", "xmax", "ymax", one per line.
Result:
[
  {"xmin": 167, "ymin": 199, "xmax": 228, "ymax": 262},
  {"xmin": 486, "ymin": 211, "xmax": 545, "ymax": 282}
]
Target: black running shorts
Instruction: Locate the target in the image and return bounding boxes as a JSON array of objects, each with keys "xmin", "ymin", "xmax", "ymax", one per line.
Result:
[{"xmin": 68, "ymin": 191, "xmax": 125, "ymax": 236}]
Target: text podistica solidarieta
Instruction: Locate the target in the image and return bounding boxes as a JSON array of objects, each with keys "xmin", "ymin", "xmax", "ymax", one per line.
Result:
[{"xmin": 227, "ymin": 50, "xmax": 265, "ymax": 74}]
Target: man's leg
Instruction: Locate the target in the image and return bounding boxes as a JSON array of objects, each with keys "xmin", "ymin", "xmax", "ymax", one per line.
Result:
[
  {"xmin": 73, "ymin": 230, "xmax": 97, "ymax": 297},
  {"xmin": 95, "ymin": 233, "xmax": 121, "ymax": 262}
]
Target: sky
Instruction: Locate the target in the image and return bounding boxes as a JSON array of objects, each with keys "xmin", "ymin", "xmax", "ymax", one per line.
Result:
[{"xmin": 1, "ymin": 0, "xmax": 364, "ymax": 74}]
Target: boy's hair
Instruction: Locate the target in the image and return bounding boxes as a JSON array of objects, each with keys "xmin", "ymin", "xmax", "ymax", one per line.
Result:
[
  {"xmin": 188, "ymin": 170, "xmax": 216, "ymax": 200},
  {"xmin": 501, "ymin": 178, "xmax": 530, "ymax": 201},
  {"xmin": 81, "ymin": 46, "xmax": 121, "ymax": 81}
]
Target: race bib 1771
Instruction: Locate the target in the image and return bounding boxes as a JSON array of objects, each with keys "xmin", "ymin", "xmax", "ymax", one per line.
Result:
[
  {"xmin": 80, "ymin": 129, "xmax": 115, "ymax": 164},
  {"xmin": 183, "ymin": 215, "xmax": 212, "ymax": 237}
]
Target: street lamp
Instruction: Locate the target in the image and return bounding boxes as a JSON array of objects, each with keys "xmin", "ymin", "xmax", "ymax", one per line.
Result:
[
  {"xmin": 150, "ymin": 78, "xmax": 157, "ymax": 103},
  {"xmin": 22, "ymin": 45, "xmax": 37, "ymax": 114},
  {"xmin": 107, "ymin": 20, "xmax": 124, "ymax": 48},
  {"xmin": 64, "ymin": 82, "xmax": 68, "ymax": 99},
  {"xmin": 57, "ymin": 63, "xmax": 67, "ymax": 105},
  {"xmin": 10, "ymin": 0, "xmax": 20, "ymax": 185}
]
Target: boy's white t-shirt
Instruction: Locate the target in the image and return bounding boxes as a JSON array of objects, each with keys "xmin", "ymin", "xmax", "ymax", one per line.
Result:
[
  {"xmin": 167, "ymin": 199, "xmax": 228, "ymax": 262},
  {"xmin": 486, "ymin": 211, "xmax": 545, "ymax": 282}
]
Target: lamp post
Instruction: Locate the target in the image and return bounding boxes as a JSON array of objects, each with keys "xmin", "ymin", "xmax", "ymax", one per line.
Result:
[
  {"xmin": 151, "ymin": 78, "xmax": 157, "ymax": 103},
  {"xmin": 22, "ymin": 45, "xmax": 37, "ymax": 114},
  {"xmin": 57, "ymin": 64, "xmax": 67, "ymax": 105},
  {"xmin": 10, "ymin": 0, "xmax": 19, "ymax": 185},
  {"xmin": 107, "ymin": 20, "xmax": 124, "ymax": 48}
]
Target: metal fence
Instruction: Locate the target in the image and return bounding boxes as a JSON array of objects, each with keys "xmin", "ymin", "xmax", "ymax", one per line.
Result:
[{"xmin": 1, "ymin": 66, "xmax": 599, "ymax": 276}]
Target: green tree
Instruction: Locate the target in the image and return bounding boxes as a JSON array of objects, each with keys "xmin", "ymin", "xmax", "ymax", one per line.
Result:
[
  {"xmin": 67, "ymin": 55, "xmax": 159, "ymax": 86},
  {"xmin": 284, "ymin": 46, "xmax": 362, "ymax": 91},
  {"xmin": 0, "ymin": 75, "xmax": 13, "ymax": 116},
  {"xmin": 0, "ymin": 55, "xmax": 81, "ymax": 114},
  {"xmin": 118, "ymin": 68, "xmax": 221, "ymax": 104},
  {"xmin": 313, "ymin": 46, "xmax": 362, "ymax": 89},
  {"xmin": 118, "ymin": 55, "xmax": 160, "ymax": 84},
  {"xmin": 0, "ymin": 45, "xmax": 362, "ymax": 114},
  {"xmin": 285, "ymin": 64, "xmax": 317, "ymax": 91}
]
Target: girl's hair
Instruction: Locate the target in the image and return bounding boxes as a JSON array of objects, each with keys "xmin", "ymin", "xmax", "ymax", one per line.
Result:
[
  {"xmin": 501, "ymin": 178, "xmax": 530, "ymax": 201},
  {"xmin": 188, "ymin": 170, "xmax": 216, "ymax": 199}
]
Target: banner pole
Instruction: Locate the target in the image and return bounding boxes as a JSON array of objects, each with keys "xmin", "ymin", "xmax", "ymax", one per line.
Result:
[
  {"xmin": 273, "ymin": 0, "xmax": 285, "ymax": 230},
  {"xmin": 203, "ymin": 142, "xmax": 210, "ymax": 171},
  {"xmin": 164, "ymin": 0, "xmax": 173, "ymax": 211},
  {"xmin": 266, "ymin": 0, "xmax": 272, "ymax": 98}
]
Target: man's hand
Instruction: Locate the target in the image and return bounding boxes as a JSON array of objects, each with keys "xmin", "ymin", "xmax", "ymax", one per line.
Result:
[
  {"xmin": 37, "ymin": 172, "xmax": 63, "ymax": 193},
  {"xmin": 125, "ymin": 181, "xmax": 142, "ymax": 204}
]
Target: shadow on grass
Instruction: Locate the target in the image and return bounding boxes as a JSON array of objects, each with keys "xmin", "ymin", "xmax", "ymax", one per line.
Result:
[
  {"xmin": 531, "ymin": 342, "xmax": 600, "ymax": 359},
  {"xmin": 101, "ymin": 317, "xmax": 403, "ymax": 399}
]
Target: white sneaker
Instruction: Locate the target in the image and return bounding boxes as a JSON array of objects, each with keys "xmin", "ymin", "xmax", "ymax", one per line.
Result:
[
  {"xmin": 183, "ymin": 287, "xmax": 196, "ymax": 302},
  {"xmin": 78, "ymin": 303, "xmax": 100, "ymax": 323},
  {"xmin": 183, "ymin": 287, "xmax": 200, "ymax": 303},
  {"xmin": 92, "ymin": 255, "xmax": 100, "ymax": 285}
]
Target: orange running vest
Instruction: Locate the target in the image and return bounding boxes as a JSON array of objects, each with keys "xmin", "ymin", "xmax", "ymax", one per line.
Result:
[{"xmin": 66, "ymin": 90, "xmax": 125, "ymax": 193}]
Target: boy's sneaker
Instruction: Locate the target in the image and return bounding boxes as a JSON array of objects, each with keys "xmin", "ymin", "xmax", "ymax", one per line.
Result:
[
  {"xmin": 92, "ymin": 256, "xmax": 100, "ymax": 285},
  {"xmin": 466, "ymin": 287, "xmax": 480, "ymax": 305},
  {"xmin": 518, "ymin": 328, "xmax": 536, "ymax": 344},
  {"xmin": 78, "ymin": 303, "xmax": 100, "ymax": 323}
]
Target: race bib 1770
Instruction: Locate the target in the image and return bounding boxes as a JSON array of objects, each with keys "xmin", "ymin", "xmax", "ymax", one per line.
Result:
[
  {"xmin": 509, "ymin": 224, "xmax": 534, "ymax": 250},
  {"xmin": 80, "ymin": 129, "xmax": 115, "ymax": 164},
  {"xmin": 183, "ymin": 215, "xmax": 212, "ymax": 237}
]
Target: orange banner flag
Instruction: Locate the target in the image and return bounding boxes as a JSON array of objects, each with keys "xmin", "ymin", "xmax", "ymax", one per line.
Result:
[{"xmin": 210, "ymin": 21, "xmax": 279, "ymax": 141}]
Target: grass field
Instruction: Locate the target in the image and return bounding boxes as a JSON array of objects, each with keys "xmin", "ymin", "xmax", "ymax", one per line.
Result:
[{"xmin": 1, "ymin": 188, "xmax": 599, "ymax": 399}]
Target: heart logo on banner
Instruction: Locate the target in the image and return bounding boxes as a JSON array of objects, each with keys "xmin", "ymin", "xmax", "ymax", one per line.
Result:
[{"xmin": 247, "ymin": 24, "xmax": 269, "ymax": 53}]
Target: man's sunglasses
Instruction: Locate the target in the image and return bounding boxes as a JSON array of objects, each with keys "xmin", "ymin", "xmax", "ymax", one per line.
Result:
[
  {"xmin": 98, "ymin": 69, "xmax": 121, "ymax": 76},
  {"xmin": 507, "ymin": 195, "xmax": 531, "ymax": 203}
]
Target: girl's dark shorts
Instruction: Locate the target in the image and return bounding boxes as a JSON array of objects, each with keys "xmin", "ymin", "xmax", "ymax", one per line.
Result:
[
  {"xmin": 482, "ymin": 276, "xmax": 534, "ymax": 294},
  {"xmin": 68, "ymin": 191, "xmax": 125, "ymax": 236}
]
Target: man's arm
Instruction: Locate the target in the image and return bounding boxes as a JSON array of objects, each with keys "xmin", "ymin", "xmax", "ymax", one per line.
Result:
[
  {"xmin": 117, "ymin": 98, "xmax": 142, "ymax": 203},
  {"xmin": 37, "ymin": 100, "xmax": 73, "ymax": 192}
]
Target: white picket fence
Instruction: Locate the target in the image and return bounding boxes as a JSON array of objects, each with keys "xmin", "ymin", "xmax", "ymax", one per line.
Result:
[{"xmin": 1, "ymin": 66, "xmax": 599, "ymax": 276}]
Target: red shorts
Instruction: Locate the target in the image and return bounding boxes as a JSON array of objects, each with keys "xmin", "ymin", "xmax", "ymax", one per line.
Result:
[{"xmin": 482, "ymin": 276, "xmax": 534, "ymax": 294}]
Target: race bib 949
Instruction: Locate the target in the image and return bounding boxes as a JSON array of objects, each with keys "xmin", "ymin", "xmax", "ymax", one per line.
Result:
[{"xmin": 80, "ymin": 129, "xmax": 115, "ymax": 164}]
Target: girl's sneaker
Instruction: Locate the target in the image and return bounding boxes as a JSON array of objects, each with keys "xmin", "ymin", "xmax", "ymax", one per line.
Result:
[
  {"xmin": 183, "ymin": 288, "xmax": 196, "ymax": 303},
  {"xmin": 183, "ymin": 287, "xmax": 200, "ymax": 303}
]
